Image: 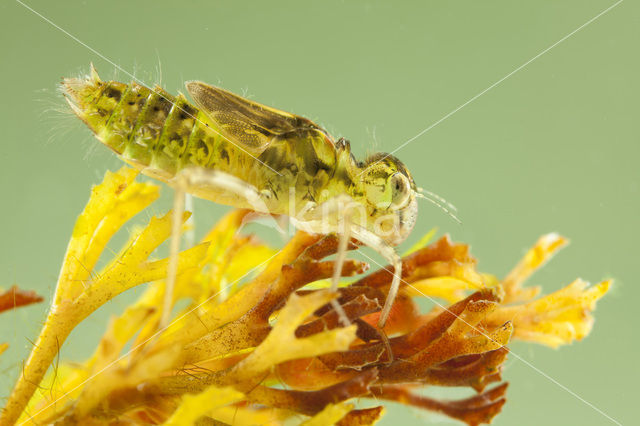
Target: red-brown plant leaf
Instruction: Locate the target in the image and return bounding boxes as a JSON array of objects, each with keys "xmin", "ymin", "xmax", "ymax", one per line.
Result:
[
  {"xmin": 337, "ymin": 406, "xmax": 385, "ymax": 426},
  {"xmin": 352, "ymin": 236, "xmax": 475, "ymax": 288},
  {"xmin": 245, "ymin": 368, "xmax": 379, "ymax": 416},
  {"xmin": 361, "ymin": 293, "xmax": 420, "ymax": 335},
  {"xmin": 372, "ymin": 382, "xmax": 508, "ymax": 426},
  {"xmin": 424, "ymin": 349, "xmax": 508, "ymax": 391},
  {"xmin": 0, "ymin": 286, "xmax": 44, "ymax": 313},
  {"xmin": 276, "ymin": 357, "xmax": 359, "ymax": 391},
  {"xmin": 296, "ymin": 294, "xmax": 381, "ymax": 338}
]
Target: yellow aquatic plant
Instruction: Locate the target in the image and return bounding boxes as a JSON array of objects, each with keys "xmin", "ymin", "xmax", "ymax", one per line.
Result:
[{"xmin": 0, "ymin": 167, "xmax": 609, "ymax": 425}]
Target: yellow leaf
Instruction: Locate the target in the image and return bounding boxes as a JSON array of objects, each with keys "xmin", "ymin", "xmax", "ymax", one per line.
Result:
[
  {"xmin": 405, "ymin": 276, "xmax": 482, "ymax": 303},
  {"xmin": 301, "ymin": 402, "xmax": 355, "ymax": 426},
  {"xmin": 502, "ymin": 233, "xmax": 568, "ymax": 303},
  {"xmin": 229, "ymin": 291, "xmax": 357, "ymax": 383},
  {"xmin": 163, "ymin": 386, "xmax": 244, "ymax": 425},
  {"xmin": 487, "ymin": 279, "xmax": 611, "ymax": 348}
]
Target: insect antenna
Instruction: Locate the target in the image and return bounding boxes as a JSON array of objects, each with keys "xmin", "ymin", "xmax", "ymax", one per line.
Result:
[
  {"xmin": 414, "ymin": 190, "xmax": 462, "ymax": 224},
  {"xmin": 417, "ymin": 186, "xmax": 458, "ymax": 212}
]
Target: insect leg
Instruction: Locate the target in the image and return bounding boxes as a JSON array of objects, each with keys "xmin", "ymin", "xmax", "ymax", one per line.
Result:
[
  {"xmin": 325, "ymin": 230, "xmax": 352, "ymax": 327},
  {"xmin": 331, "ymin": 196, "xmax": 357, "ymax": 327},
  {"xmin": 173, "ymin": 167, "xmax": 271, "ymax": 214},
  {"xmin": 177, "ymin": 168, "xmax": 289, "ymax": 237},
  {"xmin": 293, "ymin": 194, "xmax": 361, "ymax": 326},
  {"xmin": 161, "ymin": 174, "xmax": 187, "ymax": 329},
  {"xmin": 349, "ymin": 225, "xmax": 402, "ymax": 328},
  {"xmin": 184, "ymin": 193, "xmax": 195, "ymax": 248},
  {"xmin": 160, "ymin": 168, "xmax": 276, "ymax": 328}
]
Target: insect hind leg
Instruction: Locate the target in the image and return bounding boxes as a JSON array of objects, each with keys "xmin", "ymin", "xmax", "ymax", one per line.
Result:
[
  {"xmin": 172, "ymin": 167, "xmax": 270, "ymax": 214},
  {"xmin": 161, "ymin": 174, "xmax": 187, "ymax": 329},
  {"xmin": 160, "ymin": 168, "xmax": 276, "ymax": 329}
]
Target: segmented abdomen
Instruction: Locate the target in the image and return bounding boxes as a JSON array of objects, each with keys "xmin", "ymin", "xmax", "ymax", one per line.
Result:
[{"xmin": 92, "ymin": 81, "xmax": 235, "ymax": 181}]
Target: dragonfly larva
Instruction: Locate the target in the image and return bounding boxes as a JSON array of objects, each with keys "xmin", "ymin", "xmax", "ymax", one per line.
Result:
[{"xmin": 62, "ymin": 64, "xmax": 452, "ymax": 327}]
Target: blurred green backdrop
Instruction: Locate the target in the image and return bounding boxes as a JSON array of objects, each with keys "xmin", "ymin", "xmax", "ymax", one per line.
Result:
[{"xmin": 0, "ymin": 1, "xmax": 637, "ymax": 425}]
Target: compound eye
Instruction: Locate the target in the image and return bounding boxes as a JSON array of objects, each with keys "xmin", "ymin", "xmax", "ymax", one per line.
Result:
[{"xmin": 389, "ymin": 173, "xmax": 411, "ymax": 209}]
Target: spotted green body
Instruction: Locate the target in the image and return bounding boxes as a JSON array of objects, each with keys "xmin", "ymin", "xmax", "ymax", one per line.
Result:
[{"xmin": 63, "ymin": 66, "xmax": 418, "ymax": 245}]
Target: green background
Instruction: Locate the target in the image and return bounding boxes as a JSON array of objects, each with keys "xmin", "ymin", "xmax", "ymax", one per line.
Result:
[{"xmin": 0, "ymin": 1, "xmax": 637, "ymax": 425}]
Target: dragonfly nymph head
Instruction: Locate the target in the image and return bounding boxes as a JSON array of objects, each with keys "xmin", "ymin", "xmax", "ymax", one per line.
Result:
[{"xmin": 357, "ymin": 153, "xmax": 418, "ymax": 246}]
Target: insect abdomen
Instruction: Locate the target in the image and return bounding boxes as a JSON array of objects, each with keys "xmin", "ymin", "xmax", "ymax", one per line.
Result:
[
  {"xmin": 65, "ymin": 74, "xmax": 259, "ymax": 184},
  {"xmin": 180, "ymin": 111, "xmax": 216, "ymax": 171},
  {"xmin": 108, "ymin": 84, "xmax": 224, "ymax": 180},
  {"xmin": 115, "ymin": 86, "xmax": 163, "ymax": 167}
]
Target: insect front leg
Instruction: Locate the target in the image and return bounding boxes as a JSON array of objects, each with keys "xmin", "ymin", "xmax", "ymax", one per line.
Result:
[
  {"xmin": 297, "ymin": 194, "xmax": 402, "ymax": 328},
  {"xmin": 329, "ymin": 195, "xmax": 357, "ymax": 327},
  {"xmin": 349, "ymin": 225, "xmax": 402, "ymax": 329},
  {"xmin": 294, "ymin": 194, "xmax": 365, "ymax": 327}
]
